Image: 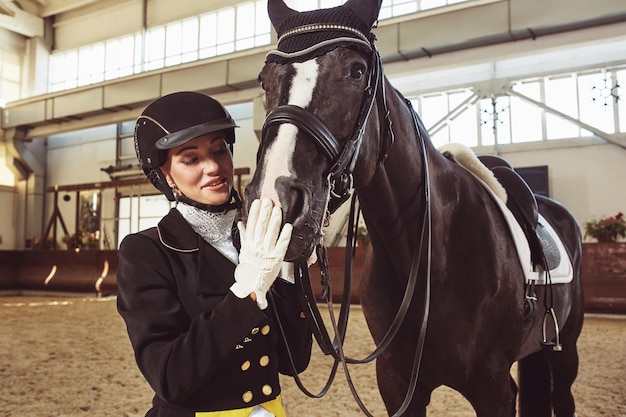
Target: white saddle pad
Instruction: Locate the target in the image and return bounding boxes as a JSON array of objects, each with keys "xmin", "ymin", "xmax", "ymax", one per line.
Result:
[{"xmin": 474, "ymin": 171, "xmax": 574, "ymax": 285}]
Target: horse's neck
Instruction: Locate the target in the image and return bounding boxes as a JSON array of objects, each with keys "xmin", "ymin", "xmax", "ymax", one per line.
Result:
[{"xmin": 356, "ymin": 88, "xmax": 440, "ymax": 269}]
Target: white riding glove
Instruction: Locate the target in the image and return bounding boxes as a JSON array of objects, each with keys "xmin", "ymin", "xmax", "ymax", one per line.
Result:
[
  {"xmin": 230, "ymin": 199, "xmax": 293, "ymax": 309},
  {"xmin": 280, "ymin": 251, "xmax": 318, "ymax": 284}
]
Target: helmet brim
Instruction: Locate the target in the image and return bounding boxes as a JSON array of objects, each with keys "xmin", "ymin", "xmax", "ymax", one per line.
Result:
[{"xmin": 155, "ymin": 119, "xmax": 237, "ymax": 150}]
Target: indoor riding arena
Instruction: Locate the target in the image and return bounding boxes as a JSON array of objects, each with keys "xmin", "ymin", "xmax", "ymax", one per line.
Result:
[{"xmin": 1, "ymin": 1, "xmax": 625, "ymax": 416}]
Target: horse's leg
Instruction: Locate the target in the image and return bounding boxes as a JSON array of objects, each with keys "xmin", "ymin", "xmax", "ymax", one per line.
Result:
[
  {"xmin": 375, "ymin": 353, "xmax": 431, "ymax": 417},
  {"xmin": 462, "ymin": 366, "xmax": 517, "ymax": 417},
  {"xmin": 518, "ymin": 351, "xmax": 552, "ymax": 417},
  {"xmin": 548, "ymin": 345, "xmax": 580, "ymax": 417},
  {"xmin": 533, "ymin": 197, "xmax": 584, "ymax": 417},
  {"xmin": 509, "ymin": 375, "xmax": 519, "ymax": 417},
  {"xmin": 548, "ymin": 306, "xmax": 583, "ymax": 417},
  {"xmin": 518, "ymin": 318, "xmax": 582, "ymax": 417}
]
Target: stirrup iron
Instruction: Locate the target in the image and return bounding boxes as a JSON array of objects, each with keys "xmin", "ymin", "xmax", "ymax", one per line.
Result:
[{"xmin": 541, "ymin": 307, "xmax": 562, "ymax": 352}]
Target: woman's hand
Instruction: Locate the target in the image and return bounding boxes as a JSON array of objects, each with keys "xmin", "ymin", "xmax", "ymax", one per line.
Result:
[{"xmin": 230, "ymin": 199, "xmax": 293, "ymax": 309}]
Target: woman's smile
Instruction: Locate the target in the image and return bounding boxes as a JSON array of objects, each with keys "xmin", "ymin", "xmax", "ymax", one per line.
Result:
[{"xmin": 163, "ymin": 132, "xmax": 234, "ymax": 206}]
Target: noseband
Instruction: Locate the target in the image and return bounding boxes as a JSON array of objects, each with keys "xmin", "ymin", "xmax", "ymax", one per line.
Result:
[{"xmin": 261, "ymin": 46, "xmax": 387, "ymax": 214}]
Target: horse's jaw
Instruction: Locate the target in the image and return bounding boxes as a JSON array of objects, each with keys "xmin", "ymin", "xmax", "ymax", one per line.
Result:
[{"xmin": 285, "ymin": 231, "xmax": 319, "ymax": 262}]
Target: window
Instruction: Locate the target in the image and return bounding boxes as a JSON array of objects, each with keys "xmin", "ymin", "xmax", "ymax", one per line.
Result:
[
  {"xmin": 0, "ymin": 142, "xmax": 16, "ymax": 186},
  {"xmin": 48, "ymin": 0, "xmax": 474, "ymax": 93},
  {"xmin": 510, "ymin": 82, "xmax": 543, "ymax": 143},
  {"xmin": 0, "ymin": 50, "xmax": 21, "ymax": 106},
  {"xmin": 618, "ymin": 69, "xmax": 626, "ymax": 132},
  {"xmin": 545, "ymin": 75, "xmax": 580, "ymax": 139},
  {"xmin": 410, "ymin": 66, "xmax": 626, "ymax": 147},
  {"xmin": 116, "ymin": 195, "xmax": 172, "ymax": 247},
  {"xmin": 49, "ymin": 0, "xmax": 273, "ymax": 91},
  {"xmin": 411, "ymin": 89, "xmax": 477, "ymax": 148},
  {"xmin": 579, "ymin": 71, "xmax": 615, "ymax": 134}
]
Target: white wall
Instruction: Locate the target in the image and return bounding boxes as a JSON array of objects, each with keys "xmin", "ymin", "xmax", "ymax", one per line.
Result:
[
  {"xmin": 44, "ymin": 125, "xmax": 118, "ymax": 241},
  {"xmin": 500, "ymin": 141, "xmax": 626, "ymax": 239},
  {"xmin": 0, "ymin": 186, "xmax": 17, "ymax": 249}
]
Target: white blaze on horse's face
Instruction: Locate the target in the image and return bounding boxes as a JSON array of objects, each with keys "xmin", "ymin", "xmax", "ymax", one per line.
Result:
[{"xmin": 259, "ymin": 59, "xmax": 319, "ymax": 207}]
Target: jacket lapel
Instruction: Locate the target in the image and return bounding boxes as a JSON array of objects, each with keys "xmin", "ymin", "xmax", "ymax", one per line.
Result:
[
  {"xmin": 158, "ymin": 208, "xmax": 238, "ymax": 295},
  {"xmin": 196, "ymin": 242, "xmax": 237, "ymax": 295},
  {"xmin": 157, "ymin": 209, "xmax": 200, "ymax": 252}
]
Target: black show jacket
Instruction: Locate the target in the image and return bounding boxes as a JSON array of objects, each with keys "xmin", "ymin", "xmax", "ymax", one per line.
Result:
[{"xmin": 117, "ymin": 208, "xmax": 312, "ymax": 417}]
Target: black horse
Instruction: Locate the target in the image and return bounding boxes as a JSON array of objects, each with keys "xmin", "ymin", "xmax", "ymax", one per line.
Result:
[{"xmin": 246, "ymin": 1, "xmax": 584, "ymax": 416}]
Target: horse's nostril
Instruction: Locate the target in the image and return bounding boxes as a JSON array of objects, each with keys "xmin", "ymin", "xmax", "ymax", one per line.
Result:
[
  {"xmin": 244, "ymin": 184, "xmax": 257, "ymax": 206},
  {"xmin": 284, "ymin": 187, "xmax": 306, "ymax": 225},
  {"xmin": 276, "ymin": 178, "xmax": 310, "ymax": 227}
]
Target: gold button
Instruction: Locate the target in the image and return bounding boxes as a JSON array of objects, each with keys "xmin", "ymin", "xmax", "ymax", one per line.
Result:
[
  {"xmin": 251, "ymin": 327, "xmax": 259, "ymax": 335},
  {"xmin": 242, "ymin": 391, "xmax": 253, "ymax": 403},
  {"xmin": 299, "ymin": 312, "xmax": 306, "ymax": 319},
  {"xmin": 262, "ymin": 384, "xmax": 273, "ymax": 396},
  {"xmin": 259, "ymin": 355, "xmax": 270, "ymax": 367},
  {"xmin": 241, "ymin": 360, "xmax": 251, "ymax": 371},
  {"xmin": 261, "ymin": 324, "xmax": 270, "ymax": 335}
]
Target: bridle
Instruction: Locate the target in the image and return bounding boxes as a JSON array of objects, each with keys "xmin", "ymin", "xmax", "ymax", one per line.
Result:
[
  {"xmin": 262, "ymin": 45, "xmax": 387, "ymax": 214},
  {"xmin": 262, "ymin": 37, "xmax": 433, "ymax": 417}
]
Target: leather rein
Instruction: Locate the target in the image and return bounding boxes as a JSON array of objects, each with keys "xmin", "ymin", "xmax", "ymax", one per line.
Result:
[{"xmin": 264, "ymin": 44, "xmax": 433, "ymax": 417}]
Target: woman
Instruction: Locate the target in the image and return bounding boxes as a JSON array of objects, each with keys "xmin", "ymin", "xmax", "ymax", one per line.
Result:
[{"xmin": 117, "ymin": 91, "xmax": 312, "ymax": 417}]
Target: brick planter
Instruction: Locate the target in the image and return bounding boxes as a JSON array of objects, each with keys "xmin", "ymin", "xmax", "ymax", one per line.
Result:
[{"xmin": 581, "ymin": 242, "xmax": 626, "ymax": 314}]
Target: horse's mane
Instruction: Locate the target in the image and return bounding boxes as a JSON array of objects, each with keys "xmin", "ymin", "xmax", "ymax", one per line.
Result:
[{"xmin": 438, "ymin": 143, "xmax": 508, "ymax": 203}]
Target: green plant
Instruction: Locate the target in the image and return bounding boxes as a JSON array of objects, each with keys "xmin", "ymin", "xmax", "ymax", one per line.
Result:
[
  {"xmin": 63, "ymin": 231, "xmax": 100, "ymax": 250},
  {"xmin": 356, "ymin": 225, "xmax": 370, "ymax": 245},
  {"xmin": 584, "ymin": 212, "xmax": 626, "ymax": 242},
  {"xmin": 32, "ymin": 235, "xmax": 55, "ymax": 250}
]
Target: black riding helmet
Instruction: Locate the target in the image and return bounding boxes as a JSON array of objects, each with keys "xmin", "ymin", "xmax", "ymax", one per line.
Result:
[{"xmin": 134, "ymin": 91, "xmax": 241, "ymax": 211}]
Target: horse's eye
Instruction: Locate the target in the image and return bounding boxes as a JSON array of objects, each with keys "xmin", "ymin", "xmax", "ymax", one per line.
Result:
[
  {"xmin": 258, "ymin": 74, "xmax": 266, "ymax": 90},
  {"xmin": 350, "ymin": 64, "xmax": 365, "ymax": 79}
]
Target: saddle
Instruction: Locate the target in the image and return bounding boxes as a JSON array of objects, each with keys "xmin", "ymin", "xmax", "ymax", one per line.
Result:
[
  {"xmin": 477, "ymin": 155, "xmax": 560, "ymax": 272},
  {"xmin": 477, "ymin": 155, "xmax": 569, "ymax": 350}
]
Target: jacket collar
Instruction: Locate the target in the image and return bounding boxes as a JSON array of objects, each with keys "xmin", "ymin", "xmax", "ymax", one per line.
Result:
[
  {"xmin": 157, "ymin": 208, "xmax": 200, "ymax": 252},
  {"xmin": 157, "ymin": 208, "xmax": 239, "ymax": 295}
]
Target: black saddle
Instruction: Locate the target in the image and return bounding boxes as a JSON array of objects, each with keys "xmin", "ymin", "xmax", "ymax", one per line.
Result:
[{"xmin": 477, "ymin": 155, "xmax": 560, "ymax": 271}]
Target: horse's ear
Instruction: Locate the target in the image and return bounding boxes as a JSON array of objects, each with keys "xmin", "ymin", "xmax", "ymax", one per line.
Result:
[
  {"xmin": 345, "ymin": 0, "xmax": 383, "ymax": 28},
  {"xmin": 267, "ymin": 0, "xmax": 298, "ymax": 31}
]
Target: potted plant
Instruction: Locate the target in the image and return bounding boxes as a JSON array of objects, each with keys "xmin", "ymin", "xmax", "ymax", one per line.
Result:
[
  {"xmin": 32, "ymin": 235, "xmax": 56, "ymax": 250},
  {"xmin": 584, "ymin": 212, "xmax": 626, "ymax": 242},
  {"xmin": 63, "ymin": 231, "xmax": 100, "ymax": 250},
  {"xmin": 356, "ymin": 225, "xmax": 370, "ymax": 246}
]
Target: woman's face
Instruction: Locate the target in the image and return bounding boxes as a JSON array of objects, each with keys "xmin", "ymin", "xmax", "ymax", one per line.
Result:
[{"xmin": 163, "ymin": 132, "xmax": 234, "ymax": 206}]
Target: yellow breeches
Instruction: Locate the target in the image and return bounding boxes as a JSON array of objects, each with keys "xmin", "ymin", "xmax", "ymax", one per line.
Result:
[{"xmin": 195, "ymin": 396, "xmax": 286, "ymax": 417}]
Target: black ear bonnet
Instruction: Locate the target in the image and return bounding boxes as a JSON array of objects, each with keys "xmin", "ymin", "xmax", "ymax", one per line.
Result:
[{"xmin": 266, "ymin": 4, "xmax": 377, "ymax": 64}]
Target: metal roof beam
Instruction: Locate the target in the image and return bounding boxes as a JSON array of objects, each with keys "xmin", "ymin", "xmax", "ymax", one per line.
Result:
[{"xmin": 0, "ymin": 1, "xmax": 43, "ymax": 37}]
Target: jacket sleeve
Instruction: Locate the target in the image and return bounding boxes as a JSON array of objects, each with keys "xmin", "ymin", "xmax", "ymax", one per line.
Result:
[
  {"xmin": 269, "ymin": 279, "xmax": 313, "ymax": 375},
  {"xmin": 116, "ymin": 232, "xmax": 265, "ymax": 404}
]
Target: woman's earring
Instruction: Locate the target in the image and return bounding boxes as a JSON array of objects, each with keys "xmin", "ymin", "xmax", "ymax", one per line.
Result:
[{"xmin": 170, "ymin": 183, "xmax": 180, "ymax": 205}]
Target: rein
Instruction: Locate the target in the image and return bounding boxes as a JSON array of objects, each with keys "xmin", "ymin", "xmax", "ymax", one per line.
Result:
[{"xmin": 263, "ymin": 41, "xmax": 434, "ymax": 415}]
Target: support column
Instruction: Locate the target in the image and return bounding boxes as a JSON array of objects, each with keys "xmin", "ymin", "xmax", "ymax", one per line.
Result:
[{"xmin": 5, "ymin": 127, "xmax": 46, "ymax": 249}]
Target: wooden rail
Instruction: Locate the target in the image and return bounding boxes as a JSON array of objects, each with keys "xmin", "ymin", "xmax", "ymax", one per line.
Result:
[{"xmin": 1, "ymin": 243, "xmax": 625, "ymax": 315}]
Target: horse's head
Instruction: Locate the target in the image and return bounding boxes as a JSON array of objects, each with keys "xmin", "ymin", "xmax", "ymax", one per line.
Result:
[{"xmin": 246, "ymin": 0, "xmax": 384, "ymax": 261}]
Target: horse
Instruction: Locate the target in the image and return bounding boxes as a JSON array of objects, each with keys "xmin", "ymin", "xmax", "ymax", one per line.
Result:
[{"xmin": 245, "ymin": 0, "xmax": 584, "ymax": 416}]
